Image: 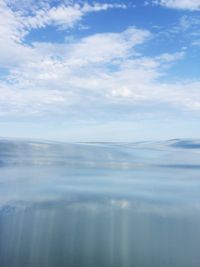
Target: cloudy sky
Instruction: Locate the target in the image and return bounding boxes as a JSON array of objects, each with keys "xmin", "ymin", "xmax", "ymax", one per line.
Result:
[{"xmin": 0, "ymin": 0, "xmax": 200, "ymax": 141}]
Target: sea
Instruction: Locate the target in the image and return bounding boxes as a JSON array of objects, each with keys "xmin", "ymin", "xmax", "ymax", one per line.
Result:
[{"xmin": 0, "ymin": 139, "xmax": 200, "ymax": 267}]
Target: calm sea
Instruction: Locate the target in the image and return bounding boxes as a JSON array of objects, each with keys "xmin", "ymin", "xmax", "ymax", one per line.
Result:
[{"xmin": 0, "ymin": 139, "xmax": 200, "ymax": 267}]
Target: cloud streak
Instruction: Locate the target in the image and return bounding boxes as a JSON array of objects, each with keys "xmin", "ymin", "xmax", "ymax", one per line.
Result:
[{"xmin": 153, "ymin": 0, "xmax": 200, "ymax": 10}]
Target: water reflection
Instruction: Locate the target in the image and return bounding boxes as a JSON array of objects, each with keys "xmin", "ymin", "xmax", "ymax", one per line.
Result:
[{"xmin": 0, "ymin": 139, "xmax": 200, "ymax": 267}]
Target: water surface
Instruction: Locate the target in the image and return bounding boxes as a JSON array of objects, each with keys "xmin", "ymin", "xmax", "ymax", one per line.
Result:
[{"xmin": 0, "ymin": 139, "xmax": 200, "ymax": 267}]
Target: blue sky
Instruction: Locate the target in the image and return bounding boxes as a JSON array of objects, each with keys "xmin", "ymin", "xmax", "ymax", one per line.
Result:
[{"xmin": 0, "ymin": 0, "xmax": 200, "ymax": 141}]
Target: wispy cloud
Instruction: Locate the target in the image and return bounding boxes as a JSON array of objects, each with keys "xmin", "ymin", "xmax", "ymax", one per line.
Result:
[
  {"xmin": 0, "ymin": 0, "xmax": 126, "ymax": 42},
  {"xmin": 153, "ymin": 0, "xmax": 200, "ymax": 10},
  {"xmin": 24, "ymin": 2, "xmax": 127, "ymax": 31}
]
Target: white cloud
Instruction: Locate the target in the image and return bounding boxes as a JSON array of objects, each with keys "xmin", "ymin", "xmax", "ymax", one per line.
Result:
[
  {"xmin": 63, "ymin": 27, "xmax": 151, "ymax": 65},
  {"xmin": 154, "ymin": 0, "xmax": 200, "ymax": 10},
  {"xmin": 2, "ymin": 27, "xmax": 200, "ymax": 116},
  {"xmin": 0, "ymin": 0, "xmax": 127, "ymax": 67},
  {"xmin": 0, "ymin": 26, "xmax": 152, "ymax": 114},
  {"xmin": 18, "ymin": 2, "xmax": 126, "ymax": 31},
  {"xmin": 0, "ymin": 0, "xmax": 126, "ymax": 42},
  {"xmin": 0, "ymin": 1, "xmax": 24, "ymax": 42},
  {"xmin": 1, "ymin": 0, "xmax": 200, "ymax": 117},
  {"xmin": 0, "ymin": 83, "xmax": 67, "ymax": 116},
  {"xmin": 156, "ymin": 51, "xmax": 185, "ymax": 62}
]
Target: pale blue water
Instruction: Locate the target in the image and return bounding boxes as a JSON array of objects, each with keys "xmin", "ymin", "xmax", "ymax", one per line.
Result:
[{"xmin": 0, "ymin": 139, "xmax": 200, "ymax": 267}]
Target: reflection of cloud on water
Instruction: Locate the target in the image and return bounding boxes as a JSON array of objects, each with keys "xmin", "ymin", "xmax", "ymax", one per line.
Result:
[
  {"xmin": 0, "ymin": 139, "xmax": 200, "ymax": 219},
  {"xmin": 110, "ymin": 199, "xmax": 130, "ymax": 209},
  {"xmin": 1, "ymin": 196, "xmax": 200, "ymax": 220},
  {"xmin": 66, "ymin": 199, "xmax": 200, "ymax": 218}
]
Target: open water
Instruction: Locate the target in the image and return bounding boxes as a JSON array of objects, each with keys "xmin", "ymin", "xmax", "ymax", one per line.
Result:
[{"xmin": 0, "ymin": 139, "xmax": 200, "ymax": 267}]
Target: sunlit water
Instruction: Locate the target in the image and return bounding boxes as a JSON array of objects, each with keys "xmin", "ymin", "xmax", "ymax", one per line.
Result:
[{"xmin": 0, "ymin": 139, "xmax": 200, "ymax": 267}]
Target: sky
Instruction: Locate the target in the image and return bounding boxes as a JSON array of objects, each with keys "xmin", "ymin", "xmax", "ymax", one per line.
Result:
[{"xmin": 0, "ymin": 0, "xmax": 200, "ymax": 142}]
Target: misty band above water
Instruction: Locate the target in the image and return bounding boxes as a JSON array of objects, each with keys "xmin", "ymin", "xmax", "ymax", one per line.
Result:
[{"xmin": 0, "ymin": 139, "xmax": 200, "ymax": 267}]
